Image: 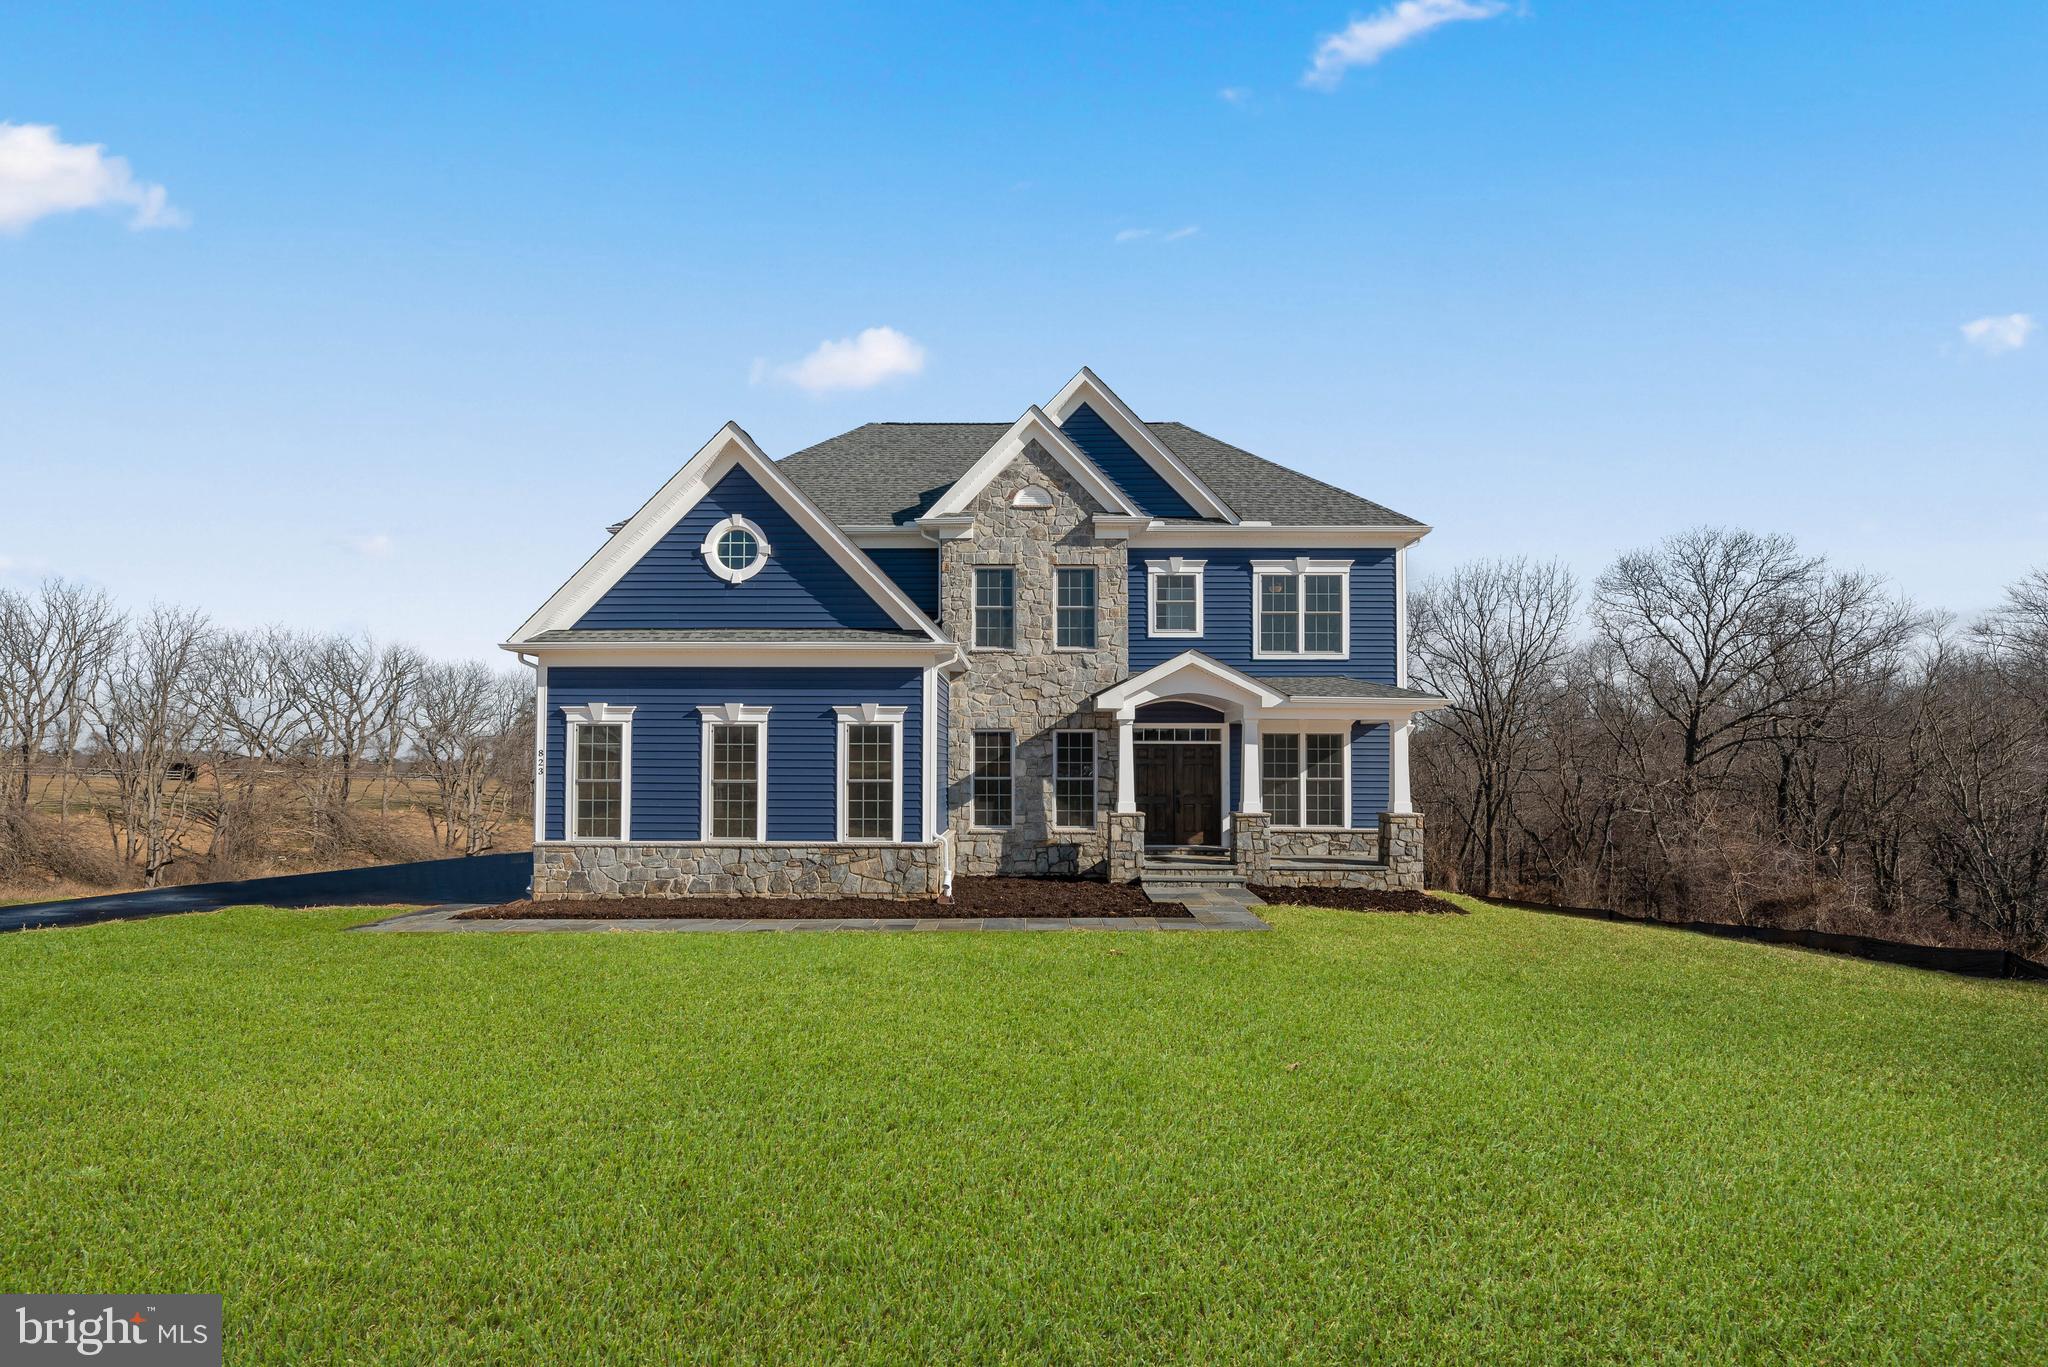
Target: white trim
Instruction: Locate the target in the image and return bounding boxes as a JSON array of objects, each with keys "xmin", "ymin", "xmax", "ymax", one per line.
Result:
[
  {"xmin": 1251, "ymin": 558, "xmax": 1353, "ymax": 661},
  {"xmin": 1049, "ymin": 728, "xmax": 1100, "ymax": 832},
  {"xmin": 561, "ymin": 703, "xmax": 635, "ymax": 842},
  {"xmin": 1011, "ymin": 484, "xmax": 1054, "ymax": 509},
  {"xmin": 922, "ymin": 406, "xmax": 1142, "ymax": 521},
  {"xmin": 844, "ymin": 525, "xmax": 932, "ymax": 548},
  {"xmin": 1097, "ymin": 650, "xmax": 1286, "ymax": 717},
  {"xmin": 1395, "ymin": 545, "xmax": 1409, "ymax": 688},
  {"xmin": 834, "ymin": 704, "xmax": 908, "ymax": 843},
  {"xmin": 921, "ymin": 668, "xmax": 939, "ymax": 842},
  {"xmin": 700, "ymin": 514, "xmax": 771, "ymax": 584},
  {"xmin": 509, "ymin": 421, "xmax": 948, "ymax": 644},
  {"xmin": 1145, "ymin": 558, "xmax": 1207, "ymax": 638},
  {"xmin": 532, "ymin": 661, "xmax": 548, "ymax": 843},
  {"xmin": 698, "ymin": 705, "xmax": 770, "ymax": 841},
  {"xmin": 970, "ymin": 564, "xmax": 1016, "ymax": 652},
  {"xmin": 1044, "ymin": 367, "xmax": 1238, "ymax": 523},
  {"xmin": 1126, "ymin": 524, "xmax": 1431, "ymax": 549},
  {"xmin": 969, "ymin": 728, "xmax": 1016, "ymax": 830},
  {"xmin": 501, "ymin": 642, "xmax": 961, "ymax": 670},
  {"xmin": 1391, "ymin": 721, "xmax": 1414, "ymax": 815},
  {"xmin": 1255, "ymin": 722, "xmax": 1353, "ymax": 830}
]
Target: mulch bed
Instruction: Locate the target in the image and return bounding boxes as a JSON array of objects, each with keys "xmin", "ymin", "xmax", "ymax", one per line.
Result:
[
  {"xmin": 457, "ymin": 876, "xmax": 1163, "ymax": 920},
  {"xmin": 1249, "ymin": 886, "xmax": 1456, "ymax": 914}
]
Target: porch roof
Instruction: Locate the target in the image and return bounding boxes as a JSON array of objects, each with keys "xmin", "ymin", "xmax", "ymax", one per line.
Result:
[{"xmin": 1092, "ymin": 650, "xmax": 1448, "ymax": 717}]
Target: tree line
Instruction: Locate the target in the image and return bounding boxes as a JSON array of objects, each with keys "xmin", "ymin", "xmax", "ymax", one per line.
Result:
[
  {"xmin": 1410, "ymin": 528, "xmax": 2048, "ymax": 951},
  {"xmin": 0, "ymin": 582, "xmax": 533, "ymax": 890}
]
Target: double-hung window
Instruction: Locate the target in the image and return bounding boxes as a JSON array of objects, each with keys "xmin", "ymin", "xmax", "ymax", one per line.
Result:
[
  {"xmin": 835, "ymin": 705, "xmax": 906, "ymax": 841},
  {"xmin": 974, "ymin": 568, "xmax": 1015, "ymax": 650},
  {"xmin": 1261, "ymin": 730, "xmax": 1348, "ymax": 828},
  {"xmin": 1052, "ymin": 730, "xmax": 1097, "ymax": 829},
  {"xmin": 564, "ymin": 703, "xmax": 634, "ymax": 840},
  {"xmin": 699, "ymin": 705, "xmax": 769, "ymax": 840},
  {"xmin": 1253, "ymin": 560, "xmax": 1351, "ymax": 658},
  {"xmin": 1055, "ymin": 567, "xmax": 1097, "ymax": 650},
  {"xmin": 972, "ymin": 730, "xmax": 1014, "ymax": 828},
  {"xmin": 1146, "ymin": 559, "xmax": 1205, "ymax": 637}
]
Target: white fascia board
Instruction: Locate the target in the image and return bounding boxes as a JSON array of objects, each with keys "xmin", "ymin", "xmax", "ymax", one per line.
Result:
[
  {"xmin": 498, "ymin": 642, "xmax": 957, "ymax": 669},
  {"xmin": 1045, "ymin": 367, "xmax": 1238, "ymax": 524},
  {"xmin": 507, "ymin": 422, "xmax": 949, "ymax": 645},
  {"xmin": 845, "ymin": 525, "xmax": 933, "ymax": 548},
  {"xmin": 1095, "ymin": 649, "xmax": 1288, "ymax": 714},
  {"xmin": 1269, "ymin": 696, "xmax": 1451, "ymax": 721},
  {"xmin": 923, "ymin": 407, "xmax": 1141, "ymax": 520},
  {"xmin": 1125, "ymin": 523, "xmax": 1434, "ymax": 549}
]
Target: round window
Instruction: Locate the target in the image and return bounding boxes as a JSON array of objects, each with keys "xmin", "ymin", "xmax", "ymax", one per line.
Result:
[
  {"xmin": 717, "ymin": 528, "xmax": 758, "ymax": 572},
  {"xmin": 702, "ymin": 516, "xmax": 770, "ymax": 583}
]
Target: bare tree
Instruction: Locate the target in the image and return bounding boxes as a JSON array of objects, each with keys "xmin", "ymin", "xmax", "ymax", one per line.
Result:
[
  {"xmin": 89, "ymin": 606, "xmax": 211, "ymax": 887},
  {"xmin": 0, "ymin": 580, "xmax": 123, "ymax": 810},
  {"xmin": 280, "ymin": 635, "xmax": 421, "ymax": 851},
  {"xmin": 1411, "ymin": 558, "xmax": 1577, "ymax": 896},
  {"xmin": 412, "ymin": 663, "xmax": 528, "ymax": 854}
]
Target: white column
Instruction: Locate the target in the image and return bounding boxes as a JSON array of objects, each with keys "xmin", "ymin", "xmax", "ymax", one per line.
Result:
[
  {"xmin": 532, "ymin": 661, "xmax": 548, "ymax": 842},
  {"xmin": 1238, "ymin": 712, "xmax": 1262, "ymax": 814},
  {"xmin": 1116, "ymin": 714, "xmax": 1137, "ymax": 813},
  {"xmin": 1391, "ymin": 720, "xmax": 1414, "ymax": 814}
]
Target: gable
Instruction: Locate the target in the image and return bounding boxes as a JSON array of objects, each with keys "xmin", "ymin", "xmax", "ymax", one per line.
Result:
[
  {"xmin": 575, "ymin": 466, "xmax": 901, "ymax": 632},
  {"xmin": 1060, "ymin": 403, "xmax": 1203, "ymax": 520}
]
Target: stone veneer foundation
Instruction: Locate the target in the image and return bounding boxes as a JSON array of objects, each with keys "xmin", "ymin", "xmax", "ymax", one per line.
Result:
[
  {"xmin": 532, "ymin": 842, "xmax": 944, "ymax": 901},
  {"xmin": 1253, "ymin": 813, "xmax": 1426, "ymax": 891}
]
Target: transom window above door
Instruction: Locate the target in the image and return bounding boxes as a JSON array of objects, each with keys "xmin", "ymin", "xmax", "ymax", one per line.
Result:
[
  {"xmin": 1253, "ymin": 559, "xmax": 1351, "ymax": 659},
  {"xmin": 701, "ymin": 515, "xmax": 771, "ymax": 584}
]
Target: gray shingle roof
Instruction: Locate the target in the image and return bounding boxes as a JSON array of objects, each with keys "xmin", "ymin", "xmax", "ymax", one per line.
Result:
[
  {"xmin": 776, "ymin": 420, "xmax": 1420, "ymax": 528},
  {"xmin": 1256, "ymin": 676, "xmax": 1446, "ymax": 702},
  {"xmin": 526, "ymin": 628, "xmax": 933, "ymax": 644}
]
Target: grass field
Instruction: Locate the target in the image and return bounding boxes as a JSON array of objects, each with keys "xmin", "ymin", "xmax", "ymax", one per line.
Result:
[{"xmin": 3, "ymin": 899, "xmax": 2044, "ymax": 1363}]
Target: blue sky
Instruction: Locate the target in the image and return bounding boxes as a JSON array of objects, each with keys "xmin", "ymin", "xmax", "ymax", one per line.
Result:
[{"xmin": 2, "ymin": 2, "xmax": 2043, "ymax": 662}]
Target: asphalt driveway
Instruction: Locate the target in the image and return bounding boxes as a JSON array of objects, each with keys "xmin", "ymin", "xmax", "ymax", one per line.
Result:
[{"xmin": 0, "ymin": 852, "xmax": 530, "ymax": 933}]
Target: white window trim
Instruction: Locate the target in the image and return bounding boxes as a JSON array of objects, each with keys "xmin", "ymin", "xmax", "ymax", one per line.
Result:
[
  {"xmin": 971, "ymin": 565, "xmax": 1017, "ymax": 652},
  {"xmin": 1251, "ymin": 557, "xmax": 1353, "ymax": 661},
  {"xmin": 1258, "ymin": 723, "xmax": 1352, "ymax": 830},
  {"xmin": 1011, "ymin": 484, "xmax": 1054, "ymax": 509},
  {"xmin": 970, "ymin": 728, "xmax": 1016, "ymax": 830},
  {"xmin": 834, "ymin": 703, "xmax": 908, "ymax": 843},
  {"xmin": 700, "ymin": 514, "xmax": 772, "ymax": 584},
  {"xmin": 698, "ymin": 703, "xmax": 771, "ymax": 841},
  {"xmin": 1053, "ymin": 564, "xmax": 1099, "ymax": 654},
  {"xmin": 1145, "ymin": 558, "xmax": 1206, "ymax": 638},
  {"xmin": 1050, "ymin": 728, "xmax": 1100, "ymax": 831},
  {"xmin": 561, "ymin": 702, "xmax": 635, "ymax": 843}
]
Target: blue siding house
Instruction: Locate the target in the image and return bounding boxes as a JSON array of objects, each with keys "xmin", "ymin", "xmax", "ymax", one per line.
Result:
[{"xmin": 506, "ymin": 368, "xmax": 1445, "ymax": 900}]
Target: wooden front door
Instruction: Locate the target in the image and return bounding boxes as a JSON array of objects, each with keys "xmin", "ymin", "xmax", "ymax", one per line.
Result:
[{"xmin": 1136, "ymin": 742, "xmax": 1223, "ymax": 846}]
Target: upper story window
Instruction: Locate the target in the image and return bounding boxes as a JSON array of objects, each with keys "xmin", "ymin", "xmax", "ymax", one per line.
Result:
[
  {"xmin": 562, "ymin": 703, "xmax": 634, "ymax": 841},
  {"xmin": 1253, "ymin": 559, "xmax": 1351, "ymax": 659},
  {"xmin": 1055, "ymin": 567, "xmax": 1097, "ymax": 650},
  {"xmin": 698, "ymin": 704, "xmax": 770, "ymax": 839},
  {"xmin": 973, "ymin": 567, "xmax": 1015, "ymax": 650},
  {"xmin": 835, "ymin": 704, "xmax": 906, "ymax": 842},
  {"xmin": 1146, "ymin": 558, "xmax": 1205, "ymax": 637},
  {"xmin": 701, "ymin": 515, "xmax": 770, "ymax": 584}
]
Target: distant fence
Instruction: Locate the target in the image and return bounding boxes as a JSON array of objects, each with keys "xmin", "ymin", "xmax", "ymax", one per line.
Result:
[{"xmin": 1492, "ymin": 897, "xmax": 2048, "ymax": 982}]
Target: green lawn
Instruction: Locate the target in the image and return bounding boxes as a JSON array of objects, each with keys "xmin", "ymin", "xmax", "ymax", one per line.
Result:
[{"xmin": 3, "ymin": 901, "xmax": 2044, "ymax": 1364}]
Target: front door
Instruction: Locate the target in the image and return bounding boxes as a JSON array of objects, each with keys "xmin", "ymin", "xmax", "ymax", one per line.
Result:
[{"xmin": 1136, "ymin": 741, "xmax": 1223, "ymax": 846}]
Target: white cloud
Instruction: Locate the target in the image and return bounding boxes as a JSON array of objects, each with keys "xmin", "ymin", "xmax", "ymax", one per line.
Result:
[
  {"xmin": 1302, "ymin": 0, "xmax": 1507, "ymax": 90},
  {"xmin": 1219, "ymin": 86, "xmax": 1252, "ymax": 104},
  {"xmin": 0, "ymin": 122, "xmax": 186, "ymax": 234},
  {"xmin": 756, "ymin": 326, "xmax": 927, "ymax": 394},
  {"xmin": 1115, "ymin": 226, "xmax": 1200, "ymax": 244},
  {"xmin": 1959, "ymin": 313, "xmax": 2035, "ymax": 357},
  {"xmin": 348, "ymin": 533, "xmax": 396, "ymax": 559}
]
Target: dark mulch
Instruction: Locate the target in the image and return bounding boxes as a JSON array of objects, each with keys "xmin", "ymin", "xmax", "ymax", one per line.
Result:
[
  {"xmin": 457, "ymin": 876, "xmax": 1163, "ymax": 920},
  {"xmin": 1250, "ymin": 885, "xmax": 1455, "ymax": 914}
]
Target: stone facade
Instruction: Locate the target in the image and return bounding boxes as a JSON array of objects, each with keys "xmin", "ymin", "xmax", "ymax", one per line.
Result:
[
  {"xmin": 942, "ymin": 439, "xmax": 1131, "ymax": 875},
  {"xmin": 1106, "ymin": 811, "xmax": 1146, "ymax": 884},
  {"xmin": 1231, "ymin": 811, "xmax": 1272, "ymax": 884},
  {"xmin": 1253, "ymin": 812, "xmax": 1427, "ymax": 891},
  {"xmin": 533, "ymin": 842, "xmax": 944, "ymax": 901}
]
